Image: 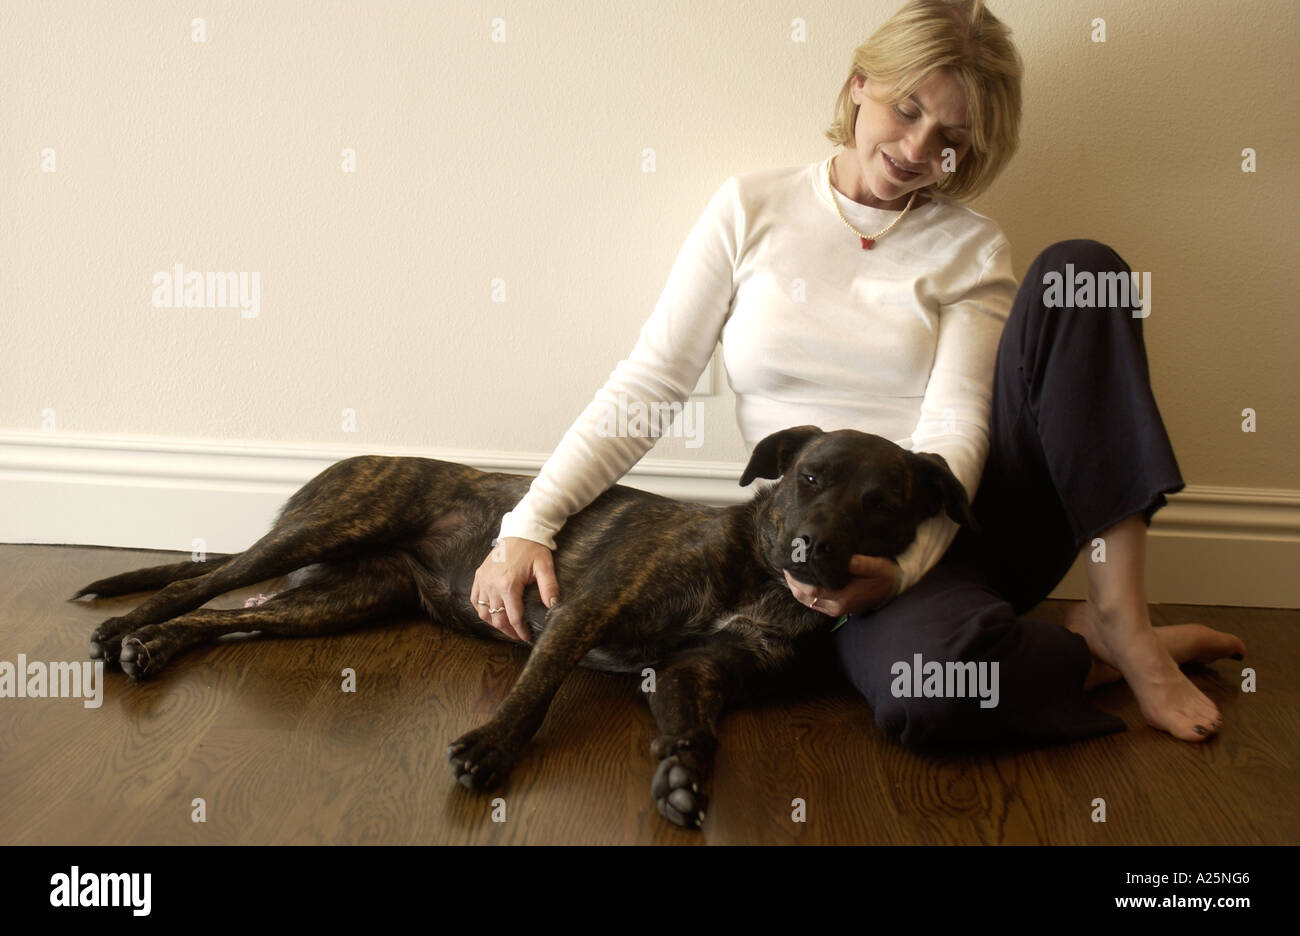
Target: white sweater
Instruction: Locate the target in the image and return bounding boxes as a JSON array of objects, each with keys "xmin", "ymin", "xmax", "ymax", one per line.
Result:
[{"xmin": 497, "ymin": 154, "xmax": 1018, "ymax": 595}]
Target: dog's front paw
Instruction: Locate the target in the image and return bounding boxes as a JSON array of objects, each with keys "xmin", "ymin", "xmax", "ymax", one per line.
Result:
[
  {"xmin": 650, "ymin": 733, "xmax": 717, "ymax": 829},
  {"xmin": 447, "ymin": 726, "xmax": 517, "ymax": 792}
]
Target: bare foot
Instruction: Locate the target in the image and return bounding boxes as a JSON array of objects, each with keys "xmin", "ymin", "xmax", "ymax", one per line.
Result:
[
  {"xmin": 1062, "ymin": 600, "xmax": 1245, "ymax": 741},
  {"xmin": 1065, "ymin": 603, "xmax": 1246, "ymax": 688}
]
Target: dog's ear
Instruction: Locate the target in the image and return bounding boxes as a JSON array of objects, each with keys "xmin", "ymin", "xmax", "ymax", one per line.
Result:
[
  {"xmin": 739, "ymin": 425, "xmax": 824, "ymax": 486},
  {"xmin": 907, "ymin": 450, "xmax": 980, "ymax": 536}
]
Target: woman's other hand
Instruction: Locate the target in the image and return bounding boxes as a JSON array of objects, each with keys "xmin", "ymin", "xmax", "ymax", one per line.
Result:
[{"xmin": 782, "ymin": 554, "xmax": 899, "ymax": 618}]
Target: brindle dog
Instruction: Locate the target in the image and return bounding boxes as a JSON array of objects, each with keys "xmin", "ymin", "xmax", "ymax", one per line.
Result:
[{"xmin": 75, "ymin": 425, "xmax": 976, "ymax": 829}]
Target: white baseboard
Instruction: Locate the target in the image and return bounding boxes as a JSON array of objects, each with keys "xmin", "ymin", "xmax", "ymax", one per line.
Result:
[{"xmin": 2, "ymin": 431, "xmax": 1297, "ymax": 608}]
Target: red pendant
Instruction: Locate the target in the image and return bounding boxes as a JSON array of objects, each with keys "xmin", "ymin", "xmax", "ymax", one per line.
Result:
[{"xmin": 861, "ymin": 237, "xmax": 875, "ymax": 250}]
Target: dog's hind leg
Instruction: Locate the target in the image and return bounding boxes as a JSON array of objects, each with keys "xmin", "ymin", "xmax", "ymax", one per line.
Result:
[
  {"xmin": 106, "ymin": 553, "xmax": 419, "ymax": 680},
  {"xmin": 72, "ymin": 555, "xmax": 236, "ymax": 600},
  {"xmin": 87, "ymin": 525, "xmax": 343, "ymax": 664},
  {"xmin": 88, "ymin": 457, "xmax": 446, "ymax": 653},
  {"xmin": 645, "ymin": 635, "xmax": 760, "ymax": 829}
]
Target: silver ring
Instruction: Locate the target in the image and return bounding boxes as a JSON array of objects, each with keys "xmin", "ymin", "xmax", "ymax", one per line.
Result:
[{"xmin": 489, "ymin": 606, "xmax": 505, "ymax": 614}]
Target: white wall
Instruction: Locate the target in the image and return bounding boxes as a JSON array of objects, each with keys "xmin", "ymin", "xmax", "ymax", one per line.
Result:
[{"xmin": 2, "ymin": 0, "xmax": 1297, "ymax": 606}]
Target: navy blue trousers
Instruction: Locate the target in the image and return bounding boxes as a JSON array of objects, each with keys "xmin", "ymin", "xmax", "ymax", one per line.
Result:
[{"xmin": 832, "ymin": 239, "xmax": 1185, "ymax": 749}]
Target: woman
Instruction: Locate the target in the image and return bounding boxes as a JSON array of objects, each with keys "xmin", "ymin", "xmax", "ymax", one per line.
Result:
[{"xmin": 470, "ymin": 0, "xmax": 1243, "ymax": 746}]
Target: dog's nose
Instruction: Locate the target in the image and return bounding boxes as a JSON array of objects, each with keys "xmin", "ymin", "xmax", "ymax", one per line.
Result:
[{"xmin": 793, "ymin": 529, "xmax": 841, "ymax": 563}]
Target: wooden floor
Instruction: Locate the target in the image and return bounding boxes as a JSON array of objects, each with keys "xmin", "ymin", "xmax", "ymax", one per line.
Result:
[{"xmin": 1, "ymin": 542, "xmax": 1295, "ymax": 845}]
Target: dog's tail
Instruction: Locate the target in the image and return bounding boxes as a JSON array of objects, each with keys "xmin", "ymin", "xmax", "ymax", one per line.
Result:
[{"xmin": 69, "ymin": 554, "xmax": 236, "ymax": 600}]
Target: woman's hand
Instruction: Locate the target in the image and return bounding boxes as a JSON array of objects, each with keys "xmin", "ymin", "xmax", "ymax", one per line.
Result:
[
  {"xmin": 783, "ymin": 554, "xmax": 900, "ymax": 618},
  {"xmin": 470, "ymin": 536, "xmax": 561, "ymax": 642}
]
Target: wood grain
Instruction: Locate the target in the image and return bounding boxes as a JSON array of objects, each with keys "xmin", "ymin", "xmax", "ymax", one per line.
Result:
[{"xmin": 0, "ymin": 543, "xmax": 1293, "ymax": 844}]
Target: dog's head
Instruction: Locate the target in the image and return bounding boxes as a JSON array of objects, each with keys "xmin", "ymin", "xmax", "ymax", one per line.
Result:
[{"xmin": 740, "ymin": 425, "xmax": 979, "ymax": 591}]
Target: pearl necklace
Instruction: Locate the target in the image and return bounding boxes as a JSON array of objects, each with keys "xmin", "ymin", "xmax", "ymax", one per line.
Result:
[{"xmin": 827, "ymin": 155, "xmax": 917, "ymax": 249}]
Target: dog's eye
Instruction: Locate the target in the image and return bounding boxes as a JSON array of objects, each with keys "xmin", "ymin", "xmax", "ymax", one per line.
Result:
[{"xmin": 802, "ymin": 473, "xmax": 817, "ymax": 486}]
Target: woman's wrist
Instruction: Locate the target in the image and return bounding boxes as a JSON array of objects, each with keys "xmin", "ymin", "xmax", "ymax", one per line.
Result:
[
  {"xmin": 831, "ymin": 558, "xmax": 902, "ymax": 632},
  {"xmin": 885, "ymin": 558, "xmax": 903, "ymax": 601}
]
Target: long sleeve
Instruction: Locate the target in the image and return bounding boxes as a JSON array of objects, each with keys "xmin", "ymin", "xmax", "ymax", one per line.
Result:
[
  {"xmin": 892, "ymin": 238, "xmax": 1017, "ymax": 594},
  {"xmin": 496, "ymin": 176, "xmax": 744, "ymax": 549}
]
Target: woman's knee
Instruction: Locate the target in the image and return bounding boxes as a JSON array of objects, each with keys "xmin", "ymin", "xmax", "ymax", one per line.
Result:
[
  {"xmin": 1022, "ymin": 238, "xmax": 1146, "ymax": 324},
  {"xmin": 1035, "ymin": 238, "xmax": 1131, "ymax": 276}
]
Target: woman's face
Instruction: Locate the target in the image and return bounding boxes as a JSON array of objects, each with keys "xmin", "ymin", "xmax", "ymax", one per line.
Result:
[{"xmin": 837, "ymin": 68, "xmax": 973, "ymax": 210}]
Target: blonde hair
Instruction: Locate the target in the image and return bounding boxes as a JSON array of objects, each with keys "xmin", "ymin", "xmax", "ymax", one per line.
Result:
[{"xmin": 824, "ymin": 0, "xmax": 1023, "ymax": 202}]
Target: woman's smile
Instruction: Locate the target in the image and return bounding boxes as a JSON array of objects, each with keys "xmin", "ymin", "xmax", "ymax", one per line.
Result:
[{"xmin": 881, "ymin": 150, "xmax": 923, "ymax": 181}]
